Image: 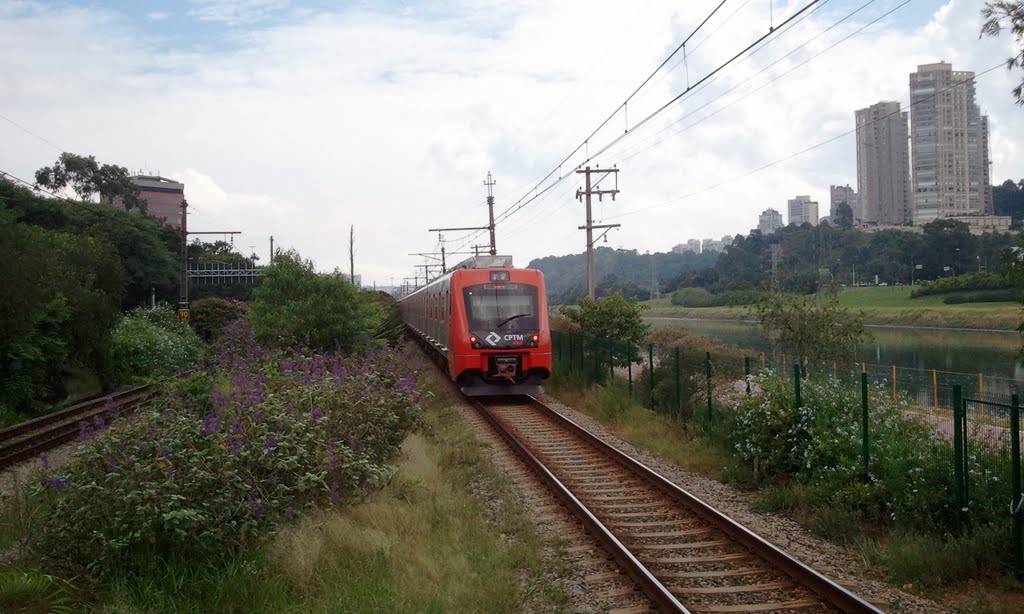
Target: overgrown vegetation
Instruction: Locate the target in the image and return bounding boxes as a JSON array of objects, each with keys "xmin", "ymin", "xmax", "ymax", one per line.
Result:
[
  {"xmin": 250, "ymin": 250, "xmax": 383, "ymax": 352},
  {"xmin": 108, "ymin": 306, "xmax": 206, "ymax": 383},
  {"xmin": 751, "ymin": 290, "xmax": 869, "ymax": 368},
  {"xmin": 910, "ymin": 271, "xmax": 1011, "ymax": 298}
]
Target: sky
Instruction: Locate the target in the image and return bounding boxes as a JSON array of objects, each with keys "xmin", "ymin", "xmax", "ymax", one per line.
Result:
[{"xmin": 1, "ymin": 0, "xmax": 1022, "ymax": 288}]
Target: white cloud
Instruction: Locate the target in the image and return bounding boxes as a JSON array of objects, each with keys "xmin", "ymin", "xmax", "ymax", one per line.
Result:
[{"xmin": 0, "ymin": 0, "xmax": 1021, "ymax": 286}]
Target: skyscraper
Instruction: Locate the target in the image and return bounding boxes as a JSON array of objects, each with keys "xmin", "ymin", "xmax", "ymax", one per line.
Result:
[
  {"xmin": 909, "ymin": 62, "xmax": 992, "ymax": 224},
  {"xmin": 855, "ymin": 101, "xmax": 910, "ymax": 227},
  {"xmin": 787, "ymin": 195, "xmax": 818, "ymax": 226},
  {"xmin": 757, "ymin": 208, "xmax": 784, "ymax": 234}
]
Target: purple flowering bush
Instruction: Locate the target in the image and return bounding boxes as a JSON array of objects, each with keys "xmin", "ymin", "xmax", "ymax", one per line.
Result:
[{"xmin": 34, "ymin": 318, "xmax": 424, "ymax": 579}]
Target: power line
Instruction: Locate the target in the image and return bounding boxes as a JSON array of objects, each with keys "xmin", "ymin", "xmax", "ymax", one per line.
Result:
[
  {"xmin": 616, "ymin": 0, "xmax": 890, "ymax": 164},
  {"xmin": 448, "ymin": 1, "xmax": 824, "ymax": 256},
  {"xmin": 605, "ymin": 62, "xmax": 1006, "ymax": 222},
  {"xmin": 0, "ymin": 111, "xmax": 66, "ymax": 153}
]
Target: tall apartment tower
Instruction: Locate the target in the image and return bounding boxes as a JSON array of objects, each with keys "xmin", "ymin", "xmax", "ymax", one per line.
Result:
[
  {"xmin": 757, "ymin": 208, "xmax": 784, "ymax": 234},
  {"xmin": 854, "ymin": 102, "xmax": 910, "ymax": 227},
  {"xmin": 909, "ymin": 62, "xmax": 992, "ymax": 224},
  {"xmin": 787, "ymin": 195, "xmax": 818, "ymax": 226}
]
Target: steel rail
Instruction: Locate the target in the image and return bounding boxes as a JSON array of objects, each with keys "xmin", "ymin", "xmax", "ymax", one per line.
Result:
[
  {"xmin": 525, "ymin": 395, "xmax": 883, "ymax": 613},
  {"xmin": 473, "ymin": 397, "xmax": 689, "ymax": 613}
]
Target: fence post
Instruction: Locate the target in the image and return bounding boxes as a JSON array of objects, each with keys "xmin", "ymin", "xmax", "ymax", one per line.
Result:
[
  {"xmin": 933, "ymin": 368, "xmax": 938, "ymax": 411},
  {"xmin": 760, "ymin": 352, "xmax": 765, "ymax": 369},
  {"xmin": 674, "ymin": 347, "xmax": 682, "ymax": 416},
  {"xmin": 608, "ymin": 341, "xmax": 615, "ymax": 380},
  {"xmin": 1011, "ymin": 394, "xmax": 1022, "ymax": 579},
  {"xmin": 705, "ymin": 351, "xmax": 713, "ymax": 423},
  {"xmin": 648, "ymin": 344, "xmax": 655, "ymax": 411},
  {"xmin": 627, "ymin": 342, "xmax": 633, "ymax": 398},
  {"xmin": 744, "ymin": 356, "xmax": 751, "ymax": 396},
  {"xmin": 861, "ymin": 371, "xmax": 870, "ymax": 476},
  {"xmin": 891, "ymin": 363, "xmax": 897, "ymax": 401},
  {"xmin": 794, "ymin": 362, "xmax": 802, "ymax": 409},
  {"xmin": 953, "ymin": 384, "xmax": 966, "ymax": 535}
]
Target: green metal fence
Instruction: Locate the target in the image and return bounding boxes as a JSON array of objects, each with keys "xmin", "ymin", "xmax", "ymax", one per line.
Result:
[{"xmin": 550, "ymin": 329, "xmax": 1024, "ymax": 577}]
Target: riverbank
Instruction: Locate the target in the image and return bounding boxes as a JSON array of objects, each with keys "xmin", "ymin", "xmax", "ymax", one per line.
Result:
[{"xmin": 644, "ymin": 287, "xmax": 1024, "ymax": 331}]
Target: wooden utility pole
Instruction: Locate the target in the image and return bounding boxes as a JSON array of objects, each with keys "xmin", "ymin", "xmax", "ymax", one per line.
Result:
[{"xmin": 576, "ymin": 166, "xmax": 621, "ymax": 299}]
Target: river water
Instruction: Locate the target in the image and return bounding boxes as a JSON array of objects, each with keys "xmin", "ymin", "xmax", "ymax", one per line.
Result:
[{"xmin": 646, "ymin": 317, "xmax": 1024, "ymax": 403}]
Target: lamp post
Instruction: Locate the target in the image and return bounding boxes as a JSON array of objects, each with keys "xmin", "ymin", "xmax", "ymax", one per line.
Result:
[{"xmin": 954, "ymin": 248, "xmax": 960, "ymax": 277}]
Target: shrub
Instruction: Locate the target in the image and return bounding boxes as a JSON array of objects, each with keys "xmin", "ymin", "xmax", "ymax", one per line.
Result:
[
  {"xmin": 189, "ymin": 298, "xmax": 249, "ymax": 342},
  {"xmin": 724, "ymin": 373, "xmax": 1010, "ymax": 533},
  {"xmin": 942, "ymin": 289, "xmax": 1020, "ymax": 304},
  {"xmin": 670, "ymin": 287, "xmax": 760, "ymax": 307},
  {"xmin": 108, "ymin": 306, "xmax": 205, "ymax": 383},
  {"xmin": 32, "ymin": 320, "xmax": 423, "ymax": 581},
  {"xmin": 910, "ymin": 271, "xmax": 1009, "ymax": 298}
]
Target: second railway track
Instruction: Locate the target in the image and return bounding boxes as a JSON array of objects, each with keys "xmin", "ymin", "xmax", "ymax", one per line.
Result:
[
  {"xmin": 475, "ymin": 395, "xmax": 884, "ymax": 614},
  {"xmin": 0, "ymin": 384, "xmax": 155, "ymax": 471}
]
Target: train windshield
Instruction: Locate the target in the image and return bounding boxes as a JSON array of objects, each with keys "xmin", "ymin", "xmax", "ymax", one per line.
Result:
[{"xmin": 463, "ymin": 283, "xmax": 539, "ymax": 330}]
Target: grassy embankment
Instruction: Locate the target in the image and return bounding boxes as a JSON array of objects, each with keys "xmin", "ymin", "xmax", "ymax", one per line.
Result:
[
  {"xmin": 0, "ymin": 375, "xmax": 569, "ymax": 612},
  {"xmin": 645, "ymin": 286, "xmax": 1023, "ymax": 330}
]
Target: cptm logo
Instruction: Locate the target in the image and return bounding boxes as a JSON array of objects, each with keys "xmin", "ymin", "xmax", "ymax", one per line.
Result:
[{"xmin": 485, "ymin": 331, "xmax": 502, "ymax": 346}]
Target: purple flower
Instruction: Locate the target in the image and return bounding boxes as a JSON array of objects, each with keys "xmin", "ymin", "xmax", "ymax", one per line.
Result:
[
  {"xmin": 203, "ymin": 415, "xmax": 221, "ymax": 435},
  {"xmin": 77, "ymin": 421, "xmax": 93, "ymax": 442},
  {"xmin": 264, "ymin": 435, "xmax": 278, "ymax": 451},
  {"xmin": 39, "ymin": 454, "xmax": 49, "ymax": 470},
  {"xmin": 329, "ymin": 480, "xmax": 340, "ymax": 503},
  {"xmin": 285, "ymin": 506, "xmax": 296, "ymax": 521}
]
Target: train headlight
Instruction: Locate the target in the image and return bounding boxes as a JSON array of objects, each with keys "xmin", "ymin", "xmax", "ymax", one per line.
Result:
[{"xmin": 470, "ymin": 335, "xmax": 480, "ymax": 349}]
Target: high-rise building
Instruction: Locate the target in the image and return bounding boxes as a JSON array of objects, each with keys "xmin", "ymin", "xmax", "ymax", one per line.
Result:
[
  {"xmin": 909, "ymin": 62, "xmax": 993, "ymax": 224},
  {"xmin": 855, "ymin": 102, "xmax": 911, "ymax": 227},
  {"xmin": 107, "ymin": 175, "xmax": 186, "ymax": 228},
  {"xmin": 829, "ymin": 185, "xmax": 858, "ymax": 219},
  {"xmin": 787, "ymin": 195, "xmax": 819, "ymax": 226},
  {"xmin": 757, "ymin": 208, "xmax": 784, "ymax": 234},
  {"xmin": 671, "ymin": 239, "xmax": 702, "ymax": 254}
]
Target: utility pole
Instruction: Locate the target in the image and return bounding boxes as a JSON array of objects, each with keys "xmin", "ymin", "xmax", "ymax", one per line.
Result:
[
  {"xmin": 485, "ymin": 171, "xmax": 496, "ymax": 255},
  {"xmin": 576, "ymin": 166, "xmax": 621, "ymax": 300},
  {"xmin": 349, "ymin": 225, "xmax": 355, "ymax": 285},
  {"xmin": 269, "ymin": 236, "xmax": 274, "ymax": 264},
  {"xmin": 428, "ymin": 171, "xmax": 499, "ymax": 259}
]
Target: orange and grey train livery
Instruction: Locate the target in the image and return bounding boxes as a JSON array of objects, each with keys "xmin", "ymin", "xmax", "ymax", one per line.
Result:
[{"xmin": 399, "ymin": 256, "xmax": 552, "ymax": 396}]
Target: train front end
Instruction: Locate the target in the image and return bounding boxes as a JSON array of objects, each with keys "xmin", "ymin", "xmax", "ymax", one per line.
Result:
[{"xmin": 450, "ymin": 268, "xmax": 551, "ymax": 396}]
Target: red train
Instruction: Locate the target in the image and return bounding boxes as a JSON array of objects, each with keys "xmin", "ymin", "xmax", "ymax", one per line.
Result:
[{"xmin": 399, "ymin": 256, "xmax": 551, "ymax": 396}]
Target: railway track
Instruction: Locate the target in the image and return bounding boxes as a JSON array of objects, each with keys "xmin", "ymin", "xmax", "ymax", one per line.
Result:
[
  {"xmin": 475, "ymin": 396, "xmax": 884, "ymax": 614},
  {"xmin": 0, "ymin": 384, "xmax": 155, "ymax": 471}
]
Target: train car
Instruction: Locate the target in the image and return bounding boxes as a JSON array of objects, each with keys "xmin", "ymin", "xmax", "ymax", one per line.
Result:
[{"xmin": 400, "ymin": 255, "xmax": 551, "ymax": 396}]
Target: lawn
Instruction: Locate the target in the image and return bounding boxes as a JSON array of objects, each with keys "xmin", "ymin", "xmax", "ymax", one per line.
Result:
[{"xmin": 643, "ymin": 287, "xmax": 1023, "ymax": 330}]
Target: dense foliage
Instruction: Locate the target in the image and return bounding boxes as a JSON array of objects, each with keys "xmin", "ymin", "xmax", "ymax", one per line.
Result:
[
  {"xmin": 670, "ymin": 287, "xmax": 759, "ymax": 307},
  {"xmin": 726, "ymin": 374, "xmax": 1006, "ymax": 533},
  {"xmin": 35, "ymin": 152, "xmax": 145, "ymax": 213},
  {"xmin": 559, "ymin": 292, "xmax": 650, "ymax": 345},
  {"xmin": 910, "ymin": 271, "xmax": 1011, "ymax": 298},
  {"xmin": 752, "ymin": 291, "xmax": 869, "ymax": 368},
  {"xmin": 33, "ymin": 319, "xmax": 424, "ymax": 580},
  {"xmin": 0, "ymin": 199, "xmax": 123, "ymax": 413},
  {"xmin": 108, "ymin": 306, "xmax": 205, "ymax": 383},
  {"xmin": 250, "ymin": 251, "xmax": 382, "ymax": 352},
  {"xmin": 189, "ymin": 297, "xmax": 250, "ymax": 342},
  {"xmin": 529, "ymin": 247, "xmax": 718, "ymax": 304}
]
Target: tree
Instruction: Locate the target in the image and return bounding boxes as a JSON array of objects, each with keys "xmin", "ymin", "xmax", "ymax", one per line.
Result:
[
  {"xmin": 559, "ymin": 292, "xmax": 650, "ymax": 345},
  {"xmin": 981, "ymin": 1, "xmax": 1024, "ymax": 105},
  {"xmin": 250, "ymin": 250, "xmax": 382, "ymax": 352},
  {"xmin": 35, "ymin": 152, "xmax": 145, "ymax": 212},
  {"xmin": 753, "ymin": 291, "xmax": 869, "ymax": 369},
  {"xmin": 833, "ymin": 202, "xmax": 854, "ymax": 229}
]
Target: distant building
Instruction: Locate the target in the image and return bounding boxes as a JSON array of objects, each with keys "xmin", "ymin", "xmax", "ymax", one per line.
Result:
[
  {"xmin": 757, "ymin": 208, "xmax": 784, "ymax": 234},
  {"xmin": 829, "ymin": 184, "xmax": 859, "ymax": 222},
  {"xmin": 909, "ymin": 62, "xmax": 993, "ymax": 224},
  {"xmin": 787, "ymin": 195, "xmax": 819, "ymax": 226},
  {"xmin": 701, "ymin": 238, "xmax": 725, "ymax": 253},
  {"xmin": 671, "ymin": 239, "xmax": 702, "ymax": 254},
  {"xmin": 855, "ymin": 101, "xmax": 910, "ymax": 227},
  {"xmin": 109, "ymin": 175, "xmax": 186, "ymax": 228}
]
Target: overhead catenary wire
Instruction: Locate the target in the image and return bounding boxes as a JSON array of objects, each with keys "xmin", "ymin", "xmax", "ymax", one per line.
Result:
[
  {"xmin": 0, "ymin": 111, "xmax": 67, "ymax": 154},
  {"xmin": 447, "ymin": 0, "xmax": 825, "ymax": 257}
]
